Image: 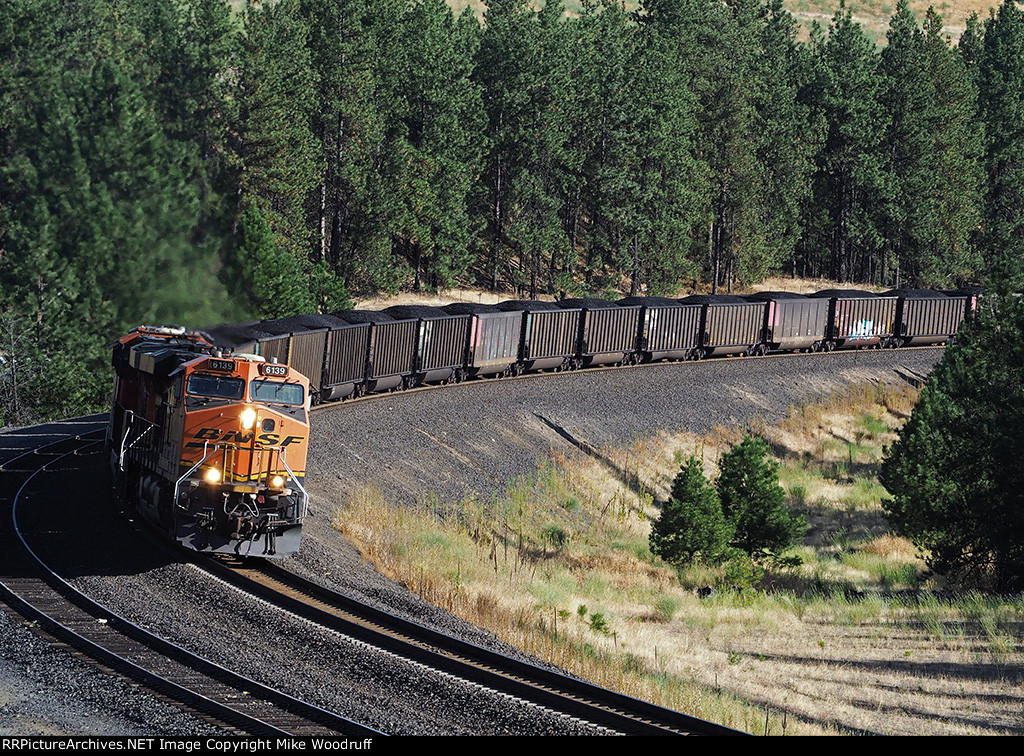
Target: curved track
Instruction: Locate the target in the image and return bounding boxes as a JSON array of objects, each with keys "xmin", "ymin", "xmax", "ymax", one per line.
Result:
[
  {"xmin": 0, "ymin": 415, "xmax": 738, "ymax": 735},
  {"xmin": 0, "ymin": 420, "xmax": 380, "ymax": 737},
  {"xmin": 202, "ymin": 558, "xmax": 743, "ymax": 735},
  {"xmin": 0, "ymin": 345, "xmax": 945, "ymax": 735}
]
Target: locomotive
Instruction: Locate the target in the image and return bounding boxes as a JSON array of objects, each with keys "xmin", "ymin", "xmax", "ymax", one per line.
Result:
[{"xmin": 107, "ymin": 326, "xmax": 311, "ymax": 558}]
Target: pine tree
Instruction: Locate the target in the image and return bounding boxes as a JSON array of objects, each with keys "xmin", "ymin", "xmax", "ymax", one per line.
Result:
[
  {"xmin": 231, "ymin": 0, "xmax": 319, "ymax": 268},
  {"xmin": 474, "ymin": 0, "xmax": 566, "ymax": 296},
  {"xmin": 754, "ymin": 0, "xmax": 818, "ymax": 283},
  {"xmin": 599, "ymin": 0, "xmax": 704, "ymax": 296},
  {"xmin": 649, "ymin": 456, "xmax": 732, "ymax": 567},
  {"xmin": 918, "ymin": 8, "xmax": 983, "ymax": 286},
  {"xmin": 717, "ymin": 435, "xmax": 805, "ymax": 559},
  {"xmin": 234, "ymin": 206, "xmax": 313, "ymax": 319},
  {"xmin": 0, "ymin": 0, "xmax": 232, "ymax": 418},
  {"xmin": 976, "ymin": 0, "xmax": 1024, "ymax": 292},
  {"xmin": 299, "ymin": 0, "xmax": 401, "ymax": 294},
  {"xmin": 881, "ymin": 295, "xmax": 1024, "ymax": 591},
  {"xmin": 800, "ymin": 4, "xmax": 889, "ymax": 283},
  {"xmin": 393, "ymin": 0, "xmax": 483, "ymax": 291},
  {"xmin": 878, "ymin": 2, "xmax": 982, "ymax": 288}
]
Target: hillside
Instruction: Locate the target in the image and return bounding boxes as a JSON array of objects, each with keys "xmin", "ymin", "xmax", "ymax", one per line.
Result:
[{"xmin": 448, "ymin": 0, "xmax": 998, "ymax": 43}]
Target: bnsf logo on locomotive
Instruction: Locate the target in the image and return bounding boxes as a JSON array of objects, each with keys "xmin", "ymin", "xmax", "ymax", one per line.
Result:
[{"xmin": 187, "ymin": 427, "xmax": 306, "ymax": 448}]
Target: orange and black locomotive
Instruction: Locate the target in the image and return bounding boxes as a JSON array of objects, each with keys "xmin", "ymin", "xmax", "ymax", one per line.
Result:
[{"xmin": 107, "ymin": 326, "xmax": 310, "ymax": 558}]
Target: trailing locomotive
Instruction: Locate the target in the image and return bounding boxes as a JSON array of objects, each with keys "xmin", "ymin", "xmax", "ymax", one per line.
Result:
[
  {"xmin": 107, "ymin": 326, "xmax": 311, "ymax": 558},
  {"xmin": 200, "ymin": 287, "xmax": 979, "ymax": 405}
]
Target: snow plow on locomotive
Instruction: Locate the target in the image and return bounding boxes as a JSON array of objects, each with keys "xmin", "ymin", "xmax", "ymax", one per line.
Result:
[{"xmin": 107, "ymin": 326, "xmax": 310, "ymax": 558}]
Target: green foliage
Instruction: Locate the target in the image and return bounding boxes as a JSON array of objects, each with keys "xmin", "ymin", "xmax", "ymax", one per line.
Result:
[
  {"xmin": 233, "ymin": 206, "xmax": 313, "ymax": 318},
  {"xmin": 880, "ymin": 295, "xmax": 1024, "ymax": 591},
  {"xmin": 718, "ymin": 435, "xmax": 807, "ymax": 559},
  {"xmin": 1, "ymin": 0, "xmax": 1021, "ymax": 425},
  {"xmin": 976, "ymin": 0, "xmax": 1024, "ymax": 293},
  {"xmin": 649, "ymin": 456, "xmax": 733, "ymax": 567}
]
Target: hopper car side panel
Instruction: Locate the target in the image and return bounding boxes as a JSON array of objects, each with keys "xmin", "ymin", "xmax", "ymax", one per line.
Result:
[
  {"xmin": 829, "ymin": 297, "xmax": 897, "ymax": 347},
  {"xmin": 286, "ymin": 329, "xmax": 329, "ymax": 398},
  {"xmin": 766, "ymin": 298, "xmax": 830, "ymax": 352},
  {"xmin": 368, "ymin": 320, "xmax": 418, "ymax": 391},
  {"xmin": 521, "ymin": 309, "xmax": 581, "ymax": 370},
  {"xmin": 322, "ymin": 323, "xmax": 372, "ymax": 400},
  {"xmin": 702, "ymin": 302, "xmax": 766, "ymax": 356},
  {"xmin": 466, "ymin": 311, "xmax": 523, "ymax": 376},
  {"xmin": 897, "ymin": 297, "xmax": 968, "ymax": 346},
  {"xmin": 418, "ymin": 314, "xmax": 472, "ymax": 381},
  {"xmin": 626, "ymin": 303, "xmax": 702, "ymax": 361},
  {"xmin": 578, "ymin": 306, "xmax": 642, "ymax": 366}
]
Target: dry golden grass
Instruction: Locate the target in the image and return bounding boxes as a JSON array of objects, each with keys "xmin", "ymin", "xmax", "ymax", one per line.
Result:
[{"xmin": 319, "ymin": 377, "xmax": 1024, "ymax": 736}]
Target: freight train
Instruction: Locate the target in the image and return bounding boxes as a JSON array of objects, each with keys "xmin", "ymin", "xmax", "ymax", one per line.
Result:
[
  {"xmin": 202, "ymin": 287, "xmax": 978, "ymax": 404},
  {"xmin": 107, "ymin": 326, "xmax": 311, "ymax": 558},
  {"xmin": 108, "ymin": 286, "xmax": 976, "ymax": 559}
]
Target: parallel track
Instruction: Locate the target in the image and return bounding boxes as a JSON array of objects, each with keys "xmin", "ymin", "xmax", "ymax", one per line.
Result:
[
  {"xmin": 202, "ymin": 556, "xmax": 746, "ymax": 736},
  {"xmin": 0, "ymin": 424, "xmax": 381, "ymax": 737},
  {"xmin": 0, "ymin": 345, "xmax": 942, "ymax": 736}
]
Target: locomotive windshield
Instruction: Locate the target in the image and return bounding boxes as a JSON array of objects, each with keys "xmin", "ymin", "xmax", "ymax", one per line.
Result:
[
  {"xmin": 251, "ymin": 379, "xmax": 305, "ymax": 407},
  {"xmin": 187, "ymin": 373, "xmax": 245, "ymax": 400}
]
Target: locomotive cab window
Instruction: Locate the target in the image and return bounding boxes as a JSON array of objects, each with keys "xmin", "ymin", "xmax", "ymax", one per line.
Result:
[
  {"xmin": 250, "ymin": 379, "xmax": 305, "ymax": 407},
  {"xmin": 187, "ymin": 373, "xmax": 245, "ymax": 400}
]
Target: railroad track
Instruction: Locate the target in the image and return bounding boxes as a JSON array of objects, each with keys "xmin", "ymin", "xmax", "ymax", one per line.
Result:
[
  {"xmin": 0, "ymin": 418, "xmax": 745, "ymax": 735},
  {"xmin": 200, "ymin": 556, "xmax": 746, "ymax": 736},
  {"xmin": 0, "ymin": 422, "xmax": 382, "ymax": 737},
  {"xmin": 2, "ymin": 346, "xmax": 940, "ymax": 735},
  {"xmin": 307, "ymin": 342, "xmax": 945, "ymax": 414}
]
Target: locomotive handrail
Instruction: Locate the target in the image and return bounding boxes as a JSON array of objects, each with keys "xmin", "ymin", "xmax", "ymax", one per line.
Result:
[
  {"xmin": 171, "ymin": 441, "xmax": 309, "ymax": 521},
  {"xmin": 117, "ymin": 410, "xmax": 158, "ymax": 472},
  {"xmin": 172, "ymin": 440, "xmax": 218, "ymax": 511},
  {"xmin": 277, "ymin": 450, "xmax": 309, "ymax": 519}
]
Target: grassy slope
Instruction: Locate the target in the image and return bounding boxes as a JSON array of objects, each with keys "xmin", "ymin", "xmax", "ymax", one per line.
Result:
[{"xmin": 329, "ymin": 376, "xmax": 1024, "ymax": 735}]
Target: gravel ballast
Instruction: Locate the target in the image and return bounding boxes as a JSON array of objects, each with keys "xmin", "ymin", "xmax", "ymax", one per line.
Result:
[{"xmin": 0, "ymin": 348, "xmax": 941, "ymax": 735}]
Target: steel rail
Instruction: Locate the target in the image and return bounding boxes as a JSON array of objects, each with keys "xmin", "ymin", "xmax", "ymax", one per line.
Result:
[
  {"xmin": 201, "ymin": 557, "xmax": 747, "ymax": 736},
  {"xmin": 0, "ymin": 426, "xmax": 382, "ymax": 738}
]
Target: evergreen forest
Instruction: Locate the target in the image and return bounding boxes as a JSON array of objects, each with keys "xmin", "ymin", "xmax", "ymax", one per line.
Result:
[{"xmin": 2, "ymin": 0, "xmax": 1024, "ymax": 423}]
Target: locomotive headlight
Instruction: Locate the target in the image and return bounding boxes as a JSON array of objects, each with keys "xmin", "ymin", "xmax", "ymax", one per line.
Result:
[
  {"xmin": 204, "ymin": 467, "xmax": 222, "ymax": 484},
  {"xmin": 271, "ymin": 475, "xmax": 285, "ymax": 488},
  {"xmin": 240, "ymin": 406, "xmax": 257, "ymax": 430}
]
